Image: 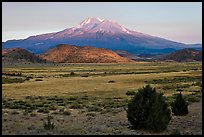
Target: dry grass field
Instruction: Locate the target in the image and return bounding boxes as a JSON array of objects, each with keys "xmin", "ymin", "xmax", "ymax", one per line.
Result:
[{"xmin": 2, "ymin": 62, "xmax": 202, "ymax": 135}]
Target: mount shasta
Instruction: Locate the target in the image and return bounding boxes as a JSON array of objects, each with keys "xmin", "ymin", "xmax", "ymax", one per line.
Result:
[{"xmin": 2, "ymin": 17, "xmax": 202, "ymax": 55}]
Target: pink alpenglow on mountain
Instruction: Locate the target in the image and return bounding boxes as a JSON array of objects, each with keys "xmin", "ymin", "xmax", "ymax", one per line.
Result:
[{"xmin": 2, "ymin": 17, "xmax": 202, "ymax": 54}]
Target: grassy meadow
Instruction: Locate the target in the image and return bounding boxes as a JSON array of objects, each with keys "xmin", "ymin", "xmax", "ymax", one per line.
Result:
[{"xmin": 2, "ymin": 62, "xmax": 202, "ymax": 135}]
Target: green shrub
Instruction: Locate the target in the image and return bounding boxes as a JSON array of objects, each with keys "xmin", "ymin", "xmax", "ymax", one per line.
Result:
[
  {"xmin": 2, "ymin": 77, "xmax": 25, "ymax": 84},
  {"xmin": 192, "ymin": 81, "xmax": 202, "ymax": 87},
  {"xmin": 80, "ymin": 95, "xmax": 89, "ymax": 100},
  {"xmin": 170, "ymin": 129, "xmax": 181, "ymax": 135},
  {"xmin": 25, "ymin": 76, "xmax": 33, "ymax": 81},
  {"xmin": 145, "ymin": 93, "xmax": 172, "ymax": 132},
  {"xmin": 57, "ymin": 103, "xmax": 66, "ymax": 106},
  {"xmin": 27, "ymin": 76, "xmax": 33, "ymax": 79},
  {"xmin": 48, "ymin": 105, "xmax": 57, "ymax": 110},
  {"xmin": 24, "ymin": 108, "xmax": 33, "ymax": 113},
  {"xmin": 70, "ymin": 103, "xmax": 83, "ymax": 109},
  {"xmin": 126, "ymin": 91, "xmax": 135, "ymax": 96},
  {"xmin": 67, "ymin": 96, "xmax": 78, "ymax": 101},
  {"xmin": 37, "ymin": 108, "xmax": 50, "ymax": 113},
  {"xmin": 108, "ymin": 80, "xmax": 115, "ymax": 83},
  {"xmin": 165, "ymin": 96, "xmax": 175, "ymax": 106},
  {"xmin": 23, "ymin": 110, "xmax": 29, "ymax": 115},
  {"xmin": 81, "ymin": 75, "xmax": 88, "ymax": 77},
  {"xmin": 185, "ymin": 95, "xmax": 200, "ymax": 103},
  {"xmin": 35, "ymin": 103, "xmax": 44, "ymax": 108},
  {"xmin": 176, "ymin": 88, "xmax": 183, "ymax": 92},
  {"xmin": 171, "ymin": 92, "xmax": 188, "ymax": 116},
  {"xmin": 70, "ymin": 72, "xmax": 75, "ymax": 75},
  {"xmin": 87, "ymin": 105, "xmax": 102, "ymax": 112},
  {"xmin": 127, "ymin": 85, "xmax": 171, "ymax": 132},
  {"xmin": 35, "ymin": 79, "xmax": 43, "ymax": 81},
  {"xmin": 61, "ymin": 74, "xmax": 70, "ymax": 77},
  {"xmin": 44, "ymin": 115, "xmax": 55, "ymax": 130}
]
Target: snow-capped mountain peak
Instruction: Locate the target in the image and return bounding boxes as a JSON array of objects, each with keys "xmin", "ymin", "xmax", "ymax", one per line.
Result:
[
  {"xmin": 3, "ymin": 16, "xmax": 196, "ymax": 55},
  {"xmin": 88, "ymin": 19, "xmax": 131, "ymax": 34},
  {"xmin": 76, "ymin": 17, "xmax": 103, "ymax": 29},
  {"xmin": 73, "ymin": 17, "xmax": 131, "ymax": 34}
]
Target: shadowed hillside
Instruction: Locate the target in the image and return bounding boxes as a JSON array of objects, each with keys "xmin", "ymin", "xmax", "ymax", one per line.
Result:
[
  {"xmin": 2, "ymin": 48, "xmax": 46, "ymax": 63},
  {"xmin": 157, "ymin": 48, "xmax": 202, "ymax": 62}
]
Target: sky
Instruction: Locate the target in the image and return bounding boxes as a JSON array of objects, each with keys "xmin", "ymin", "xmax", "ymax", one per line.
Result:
[{"xmin": 2, "ymin": 2, "xmax": 202, "ymax": 44}]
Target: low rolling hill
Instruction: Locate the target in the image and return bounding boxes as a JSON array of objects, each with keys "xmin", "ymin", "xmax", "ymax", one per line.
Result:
[
  {"xmin": 40, "ymin": 44, "xmax": 134, "ymax": 63},
  {"xmin": 155, "ymin": 48, "xmax": 202, "ymax": 62},
  {"xmin": 2, "ymin": 48, "xmax": 46, "ymax": 63}
]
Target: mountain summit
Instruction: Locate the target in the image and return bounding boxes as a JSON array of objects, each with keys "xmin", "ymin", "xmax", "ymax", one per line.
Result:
[
  {"xmin": 76, "ymin": 17, "xmax": 103, "ymax": 29},
  {"xmin": 2, "ymin": 17, "xmax": 202, "ymax": 54},
  {"xmin": 59, "ymin": 17, "xmax": 131, "ymax": 36},
  {"xmin": 74, "ymin": 17, "xmax": 131, "ymax": 34}
]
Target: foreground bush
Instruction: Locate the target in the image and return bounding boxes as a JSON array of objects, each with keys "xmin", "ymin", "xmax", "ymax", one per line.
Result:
[
  {"xmin": 171, "ymin": 92, "xmax": 188, "ymax": 116},
  {"xmin": 127, "ymin": 85, "xmax": 171, "ymax": 132},
  {"xmin": 44, "ymin": 115, "xmax": 55, "ymax": 130},
  {"xmin": 170, "ymin": 129, "xmax": 181, "ymax": 135}
]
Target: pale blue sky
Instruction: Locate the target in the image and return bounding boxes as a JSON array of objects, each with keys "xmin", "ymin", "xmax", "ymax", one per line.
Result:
[{"xmin": 2, "ymin": 2, "xmax": 202, "ymax": 44}]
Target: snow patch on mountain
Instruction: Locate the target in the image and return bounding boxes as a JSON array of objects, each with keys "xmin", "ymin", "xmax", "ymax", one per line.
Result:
[
  {"xmin": 71, "ymin": 17, "xmax": 131, "ymax": 35},
  {"xmin": 96, "ymin": 17, "xmax": 104, "ymax": 22},
  {"xmin": 34, "ymin": 42, "xmax": 44, "ymax": 45}
]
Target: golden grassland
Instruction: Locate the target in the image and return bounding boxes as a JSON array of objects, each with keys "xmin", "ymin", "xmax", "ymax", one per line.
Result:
[{"xmin": 2, "ymin": 62, "xmax": 202, "ymax": 99}]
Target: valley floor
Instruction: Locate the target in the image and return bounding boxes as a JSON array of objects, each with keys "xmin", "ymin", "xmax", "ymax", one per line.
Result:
[
  {"xmin": 2, "ymin": 97, "xmax": 202, "ymax": 135},
  {"xmin": 2, "ymin": 62, "xmax": 202, "ymax": 135}
]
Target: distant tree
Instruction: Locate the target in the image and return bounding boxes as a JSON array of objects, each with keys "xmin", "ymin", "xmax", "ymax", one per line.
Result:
[
  {"xmin": 70, "ymin": 71, "xmax": 75, "ymax": 75},
  {"xmin": 171, "ymin": 92, "xmax": 188, "ymax": 116},
  {"xmin": 127, "ymin": 85, "xmax": 171, "ymax": 132}
]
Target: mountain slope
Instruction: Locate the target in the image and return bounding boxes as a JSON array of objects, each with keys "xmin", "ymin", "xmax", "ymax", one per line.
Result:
[
  {"xmin": 2, "ymin": 17, "xmax": 202, "ymax": 54},
  {"xmin": 2, "ymin": 48, "xmax": 46, "ymax": 63},
  {"xmin": 155, "ymin": 48, "xmax": 202, "ymax": 62},
  {"xmin": 40, "ymin": 44, "xmax": 134, "ymax": 63}
]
